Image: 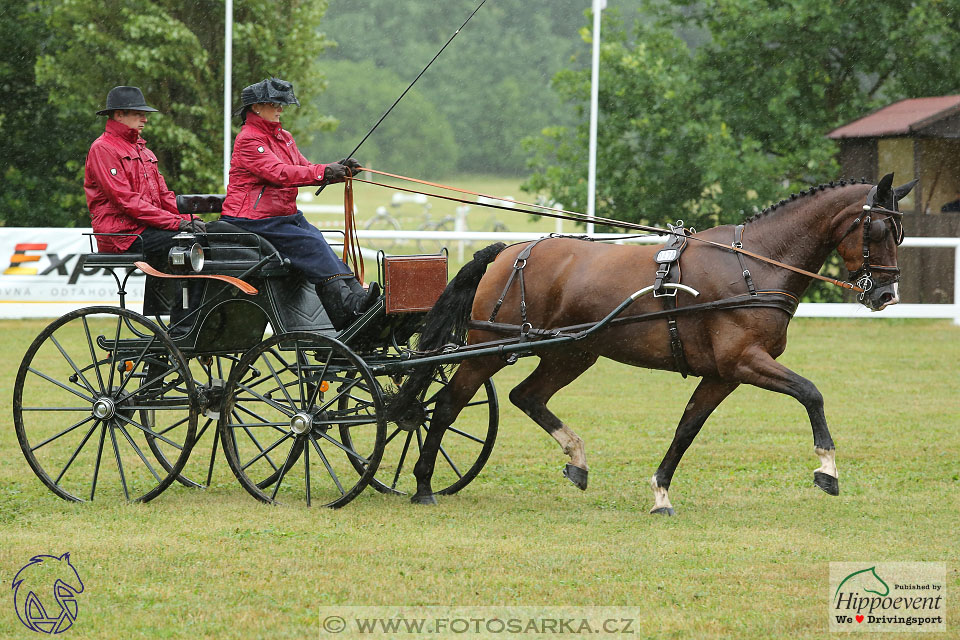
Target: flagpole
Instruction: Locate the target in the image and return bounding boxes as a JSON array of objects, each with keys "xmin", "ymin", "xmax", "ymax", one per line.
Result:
[
  {"xmin": 223, "ymin": 0, "xmax": 233, "ymax": 189},
  {"xmin": 586, "ymin": 0, "xmax": 603, "ymax": 235}
]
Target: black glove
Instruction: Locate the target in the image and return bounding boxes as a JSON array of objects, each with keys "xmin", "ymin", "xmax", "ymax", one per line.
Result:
[
  {"xmin": 338, "ymin": 157, "xmax": 363, "ymax": 176},
  {"xmin": 179, "ymin": 218, "xmax": 207, "ymax": 233},
  {"xmin": 322, "ymin": 163, "xmax": 349, "ymax": 184}
]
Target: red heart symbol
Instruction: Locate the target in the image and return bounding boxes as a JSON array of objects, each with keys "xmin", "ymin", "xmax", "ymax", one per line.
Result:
[{"xmin": 856, "ymin": 615, "xmax": 864, "ymax": 623}]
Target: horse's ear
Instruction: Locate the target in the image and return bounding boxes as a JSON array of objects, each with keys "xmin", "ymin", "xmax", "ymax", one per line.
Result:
[
  {"xmin": 877, "ymin": 173, "xmax": 894, "ymax": 192},
  {"xmin": 894, "ymin": 178, "xmax": 918, "ymax": 201}
]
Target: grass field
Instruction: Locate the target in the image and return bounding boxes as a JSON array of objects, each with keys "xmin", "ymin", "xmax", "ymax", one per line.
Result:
[{"xmin": 2, "ymin": 317, "xmax": 958, "ymax": 638}]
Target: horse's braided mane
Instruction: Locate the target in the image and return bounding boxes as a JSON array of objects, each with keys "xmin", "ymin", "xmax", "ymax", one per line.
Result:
[{"xmin": 743, "ymin": 177, "xmax": 870, "ymax": 225}]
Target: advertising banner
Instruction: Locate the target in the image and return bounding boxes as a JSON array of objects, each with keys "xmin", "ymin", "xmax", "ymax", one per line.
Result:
[{"xmin": 0, "ymin": 228, "xmax": 144, "ymax": 318}]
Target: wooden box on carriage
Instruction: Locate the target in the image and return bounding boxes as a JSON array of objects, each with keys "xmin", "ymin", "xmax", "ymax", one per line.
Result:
[{"xmin": 383, "ymin": 254, "xmax": 448, "ymax": 314}]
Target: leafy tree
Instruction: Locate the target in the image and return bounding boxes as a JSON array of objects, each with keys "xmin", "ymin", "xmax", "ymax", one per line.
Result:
[
  {"xmin": 321, "ymin": 0, "xmax": 647, "ymax": 174},
  {"xmin": 5, "ymin": 0, "xmax": 332, "ymax": 227},
  {"xmin": 303, "ymin": 61, "xmax": 458, "ymax": 178},
  {"xmin": 0, "ymin": 2, "xmax": 91, "ymax": 226},
  {"xmin": 524, "ymin": 14, "xmax": 780, "ymax": 230}
]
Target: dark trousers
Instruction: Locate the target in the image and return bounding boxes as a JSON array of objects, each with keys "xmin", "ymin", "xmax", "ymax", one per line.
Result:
[
  {"xmin": 220, "ymin": 212, "xmax": 352, "ymax": 283},
  {"xmin": 126, "ymin": 227, "xmax": 202, "ymax": 330}
]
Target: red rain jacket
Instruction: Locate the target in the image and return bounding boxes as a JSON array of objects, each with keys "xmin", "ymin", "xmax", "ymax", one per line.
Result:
[
  {"xmin": 84, "ymin": 119, "xmax": 188, "ymax": 253},
  {"xmin": 221, "ymin": 112, "xmax": 330, "ymax": 220}
]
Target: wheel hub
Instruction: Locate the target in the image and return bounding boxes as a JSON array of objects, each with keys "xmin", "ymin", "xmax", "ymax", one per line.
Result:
[
  {"xmin": 92, "ymin": 397, "xmax": 116, "ymax": 420},
  {"xmin": 290, "ymin": 412, "xmax": 313, "ymax": 435}
]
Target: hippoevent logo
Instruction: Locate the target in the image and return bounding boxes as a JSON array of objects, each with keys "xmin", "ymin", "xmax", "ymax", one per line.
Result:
[
  {"xmin": 829, "ymin": 562, "xmax": 946, "ymax": 632},
  {"xmin": 4, "ymin": 243, "xmax": 47, "ymax": 275},
  {"xmin": 11, "ymin": 553, "xmax": 85, "ymax": 634}
]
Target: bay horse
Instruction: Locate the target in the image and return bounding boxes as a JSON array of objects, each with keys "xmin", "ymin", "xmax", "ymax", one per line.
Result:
[{"xmin": 391, "ymin": 174, "xmax": 915, "ymax": 514}]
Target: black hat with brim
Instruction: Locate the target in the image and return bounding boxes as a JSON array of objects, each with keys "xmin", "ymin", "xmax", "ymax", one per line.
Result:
[
  {"xmin": 96, "ymin": 86, "xmax": 159, "ymax": 116},
  {"xmin": 233, "ymin": 77, "xmax": 300, "ymax": 116}
]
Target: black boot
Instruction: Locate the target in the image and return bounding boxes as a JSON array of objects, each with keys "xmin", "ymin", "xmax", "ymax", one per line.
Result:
[{"xmin": 317, "ymin": 278, "xmax": 381, "ymax": 331}]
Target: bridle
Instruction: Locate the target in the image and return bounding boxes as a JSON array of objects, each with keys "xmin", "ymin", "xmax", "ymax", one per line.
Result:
[{"xmin": 839, "ymin": 185, "xmax": 904, "ymax": 300}]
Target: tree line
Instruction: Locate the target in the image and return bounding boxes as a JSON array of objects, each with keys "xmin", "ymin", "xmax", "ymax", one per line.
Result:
[{"xmin": 4, "ymin": 0, "xmax": 959, "ymax": 249}]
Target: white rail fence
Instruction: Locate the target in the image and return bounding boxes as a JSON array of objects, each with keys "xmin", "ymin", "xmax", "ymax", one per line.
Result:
[{"xmin": 1, "ymin": 228, "xmax": 957, "ymax": 324}]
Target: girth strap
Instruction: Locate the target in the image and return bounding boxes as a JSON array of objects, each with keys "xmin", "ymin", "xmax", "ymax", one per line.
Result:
[{"xmin": 734, "ymin": 225, "xmax": 757, "ymax": 296}]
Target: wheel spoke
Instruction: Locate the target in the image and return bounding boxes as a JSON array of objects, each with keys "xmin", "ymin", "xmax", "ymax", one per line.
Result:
[
  {"xmin": 49, "ymin": 335, "xmax": 96, "ymax": 396},
  {"xmin": 89, "ymin": 422, "xmax": 107, "ymax": 501},
  {"xmin": 106, "ymin": 314, "xmax": 122, "ymax": 392},
  {"xmin": 310, "ymin": 435, "xmax": 345, "ymax": 495},
  {"xmin": 81, "ymin": 316, "xmax": 106, "ymax": 393},
  {"xmin": 262, "ymin": 350, "xmax": 298, "ymax": 410},
  {"xmin": 314, "ymin": 428, "xmax": 369, "ymax": 465},
  {"xmin": 391, "ymin": 431, "xmax": 414, "ymax": 490},
  {"xmin": 239, "ymin": 425, "xmax": 280, "ymax": 472},
  {"xmin": 156, "ymin": 414, "xmax": 190, "ymax": 436},
  {"xmin": 445, "ymin": 425, "xmax": 485, "ymax": 445},
  {"xmin": 235, "ymin": 379, "xmax": 296, "ymax": 418},
  {"xmin": 114, "ymin": 413, "xmax": 183, "ymax": 450},
  {"xmin": 241, "ymin": 432, "xmax": 292, "ymax": 471},
  {"xmin": 438, "ymin": 443, "xmax": 463, "ymax": 479},
  {"xmin": 385, "ymin": 427, "xmax": 403, "ymax": 445},
  {"xmin": 31, "ymin": 415, "xmax": 97, "ymax": 452},
  {"xmin": 116, "ymin": 424, "xmax": 162, "ymax": 484},
  {"xmin": 304, "ymin": 437, "xmax": 311, "ymax": 506},
  {"xmin": 205, "ymin": 427, "xmax": 220, "ymax": 487},
  {"xmin": 113, "ymin": 334, "xmax": 160, "ymax": 398},
  {"xmin": 269, "ymin": 437, "xmax": 300, "ymax": 501},
  {"xmin": 108, "ymin": 422, "xmax": 130, "ymax": 500},
  {"xmin": 27, "ymin": 367, "xmax": 95, "ymax": 403},
  {"xmin": 55, "ymin": 420, "xmax": 101, "ymax": 484},
  {"xmin": 307, "ymin": 350, "xmax": 334, "ymax": 409}
]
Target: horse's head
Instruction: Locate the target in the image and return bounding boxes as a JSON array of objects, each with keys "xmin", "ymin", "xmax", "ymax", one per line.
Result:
[{"xmin": 836, "ymin": 173, "xmax": 916, "ymax": 311}]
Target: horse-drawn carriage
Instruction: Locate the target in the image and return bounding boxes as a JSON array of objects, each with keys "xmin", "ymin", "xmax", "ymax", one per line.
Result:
[
  {"xmin": 12, "ymin": 194, "xmax": 500, "ymax": 507},
  {"xmin": 14, "ymin": 174, "xmax": 914, "ymax": 513}
]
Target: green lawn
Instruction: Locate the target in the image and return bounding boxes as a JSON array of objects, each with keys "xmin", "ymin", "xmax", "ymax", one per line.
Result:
[{"xmin": 2, "ymin": 318, "xmax": 958, "ymax": 638}]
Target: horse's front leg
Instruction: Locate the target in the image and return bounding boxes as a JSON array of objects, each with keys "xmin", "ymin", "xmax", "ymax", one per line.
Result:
[
  {"xmin": 732, "ymin": 348, "xmax": 839, "ymax": 496},
  {"xmin": 651, "ymin": 377, "xmax": 739, "ymax": 515}
]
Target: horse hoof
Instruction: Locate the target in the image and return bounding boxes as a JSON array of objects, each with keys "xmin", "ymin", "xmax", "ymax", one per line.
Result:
[
  {"xmin": 650, "ymin": 507, "xmax": 675, "ymax": 516},
  {"xmin": 410, "ymin": 493, "xmax": 438, "ymax": 506},
  {"xmin": 814, "ymin": 471, "xmax": 839, "ymax": 496},
  {"xmin": 562, "ymin": 464, "xmax": 588, "ymax": 491}
]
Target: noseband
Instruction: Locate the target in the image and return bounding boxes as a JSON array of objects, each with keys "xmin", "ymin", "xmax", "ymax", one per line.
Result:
[{"xmin": 840, "ymin": 185, "xmax": 904, "ymax": 299}]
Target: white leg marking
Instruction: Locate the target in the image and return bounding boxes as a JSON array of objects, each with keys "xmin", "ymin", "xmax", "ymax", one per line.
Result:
[
  {"xmin": 814, "ymin": 446, "xmax": 838, "ymax": 478},
  {"xmin": 650, "ymin": 475, "xmax": 673, "ymax": 512},
  {"xmin": 550, "ymin": 425, "xmax": 587, "ymax": 469}
]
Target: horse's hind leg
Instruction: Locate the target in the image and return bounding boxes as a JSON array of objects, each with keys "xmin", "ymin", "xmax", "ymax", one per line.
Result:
[
  {"xmin": 508, "ymin": 350, "xmax": 598, "ymax": 490},
  {"xmin": 733, "ymin": 348, "xmax": 839, "ymax": 496},
  {"xmin": 412, "ymin": 356, "xmax": 505, "ymax": 505},
  {"xmin": 651, "ymin": 377, "xmax": 739, "ymax": 515}
]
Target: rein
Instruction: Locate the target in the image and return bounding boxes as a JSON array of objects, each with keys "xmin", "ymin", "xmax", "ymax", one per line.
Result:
[{"xmin": 350, "ymin": 168, "xmax": 868, "ymax": 293}]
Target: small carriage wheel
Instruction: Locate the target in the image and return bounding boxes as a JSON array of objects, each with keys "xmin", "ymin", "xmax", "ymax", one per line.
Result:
[
  {"xmin": 219, "ymin": 332, "xmax": 386, "ymax": 508},
  {"xmin": 13, "ymin": 306, "xmax": 198, "ymax": 503},
  {"xmin": 341, "ymin": 368, "xmax": 498, "ymax": 496},
  {"xmin": 144, "ymin": 353, "xmax": 243, "ymax": 489}
]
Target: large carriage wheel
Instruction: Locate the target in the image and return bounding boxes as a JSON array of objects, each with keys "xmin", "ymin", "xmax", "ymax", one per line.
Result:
[
  {"xmin": 219, "ymin": 332, "xmax": 386, "ymax": 508},
  {"xmin": 341, "ymin": 366, "xmax": 498, "ymax": 496},
  {"xmin": 13, "ymin": 307, "xmax": 197, "ymax": 502},
  {"xmin": 145, "ymin": 354, "xmax": 241, "ymax": 489}
]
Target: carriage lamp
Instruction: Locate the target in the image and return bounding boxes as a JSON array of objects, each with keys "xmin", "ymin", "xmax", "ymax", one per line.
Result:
[{"xmin": 168, "ymin": 233, "xmax": 205, "ymax": 274}]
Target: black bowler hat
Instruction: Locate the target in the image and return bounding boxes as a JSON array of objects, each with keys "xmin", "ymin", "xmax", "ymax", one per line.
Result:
[
  {"xmin": 96, "ymin": 86, "xmax": 160, "ymax": 116},
  {"xmin": 234, "ymin": 77, "xmax": 300, "ymax": 115}
]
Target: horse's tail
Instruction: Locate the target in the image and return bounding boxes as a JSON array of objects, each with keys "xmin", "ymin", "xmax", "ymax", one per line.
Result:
[{"xmin": 386, "ymin": 242, "xmax": 506, "ymax": 422}]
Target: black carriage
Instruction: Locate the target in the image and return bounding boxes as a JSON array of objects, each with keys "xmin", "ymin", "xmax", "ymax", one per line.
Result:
[{"xmin": 13, "ymin": 195, "xmax": 498, "ymax": 508}]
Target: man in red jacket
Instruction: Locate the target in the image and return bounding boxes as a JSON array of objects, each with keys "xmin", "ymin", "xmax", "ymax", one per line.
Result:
[{"xmin": 85, "ymin": 86, "xmax": 204, "ymax": 333}]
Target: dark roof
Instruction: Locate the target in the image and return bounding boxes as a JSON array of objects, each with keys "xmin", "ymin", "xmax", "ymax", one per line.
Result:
[{"xmin": 827, "ymin": 96, "xmax": 960, "ymax": 139}]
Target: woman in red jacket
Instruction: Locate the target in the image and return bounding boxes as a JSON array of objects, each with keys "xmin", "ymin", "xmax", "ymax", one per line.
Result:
[{"xmin": 221, "ymin": 77, "xmax": 378, "ymax": 330}]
